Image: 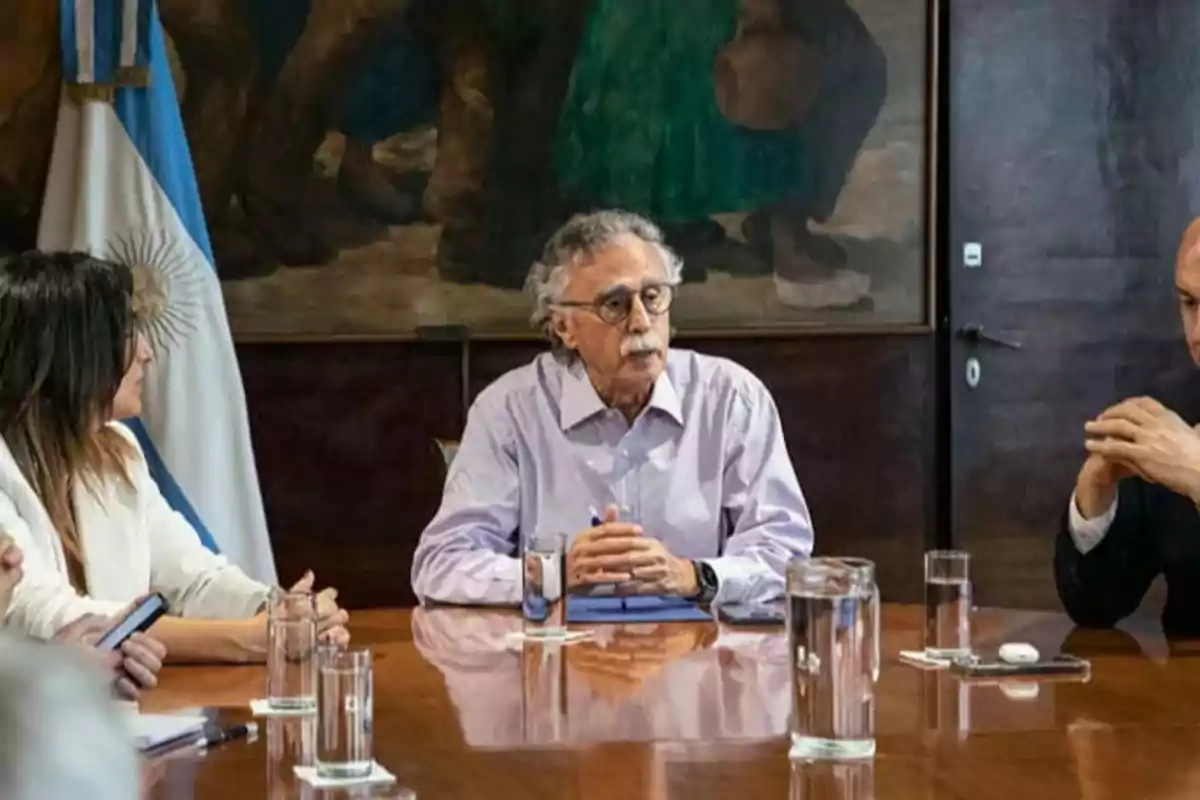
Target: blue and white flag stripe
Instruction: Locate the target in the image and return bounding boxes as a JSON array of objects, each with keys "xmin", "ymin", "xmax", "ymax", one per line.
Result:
[
  {"xmin": 40, "ymin": 0, "xmax": 278, "ymax": 583},
  {"xmin": 61, "ymin": 0, "xmax": 152, "ymax": 85},
  {"xmin": 122, "ymin": 418, "xmax": 219, "ymax": 553}
]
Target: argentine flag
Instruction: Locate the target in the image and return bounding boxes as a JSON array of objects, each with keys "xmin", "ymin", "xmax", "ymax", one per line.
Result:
[{"xmin": 36, "ymin": 0, "xmax": 278, "ymax": 584}]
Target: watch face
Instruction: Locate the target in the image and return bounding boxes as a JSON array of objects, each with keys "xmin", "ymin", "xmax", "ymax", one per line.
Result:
[{"xmin": 699, "ymin": 562, "xmax": 718, "ymax": 599}]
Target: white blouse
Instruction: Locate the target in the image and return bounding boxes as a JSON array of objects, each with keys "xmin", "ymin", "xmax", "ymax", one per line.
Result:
[{"xmin": 0, "ymin": 423, "xmax": 271, "ymax": 639}]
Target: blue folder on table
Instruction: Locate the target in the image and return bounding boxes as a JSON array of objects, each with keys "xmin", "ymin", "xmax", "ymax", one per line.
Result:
[{"xmin": 566, "ymin": 595, "xmax": 712, "ymax": 623}]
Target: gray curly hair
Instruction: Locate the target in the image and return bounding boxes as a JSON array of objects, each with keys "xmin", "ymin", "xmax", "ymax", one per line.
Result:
[{"xmin": 526, "ymin": 210, "xmax": 684, "ymax": 361}]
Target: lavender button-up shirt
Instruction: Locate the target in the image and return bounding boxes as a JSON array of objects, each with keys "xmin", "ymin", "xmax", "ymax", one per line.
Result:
[{"xmin": 411, "ymin": 348, "xmax": 814, "ymax": 606}]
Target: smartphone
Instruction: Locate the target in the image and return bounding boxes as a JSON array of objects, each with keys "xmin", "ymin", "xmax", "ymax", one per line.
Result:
[
  {"xmin": 948, "ymin": 652, "xmax": 1091, "ymax": 681},
  {"xmin": 95, "ymin": 593, "xmax": 169, "ymax": 651},
  {"xmin": 716, "ymin": 602, "xmax": 785, "ymax": 626}
]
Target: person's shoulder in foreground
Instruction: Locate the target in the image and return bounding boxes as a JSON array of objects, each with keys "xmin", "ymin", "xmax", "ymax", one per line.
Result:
[{"xmin": 0, "ymin": 632, "xmax": 140, "ymax": 800}]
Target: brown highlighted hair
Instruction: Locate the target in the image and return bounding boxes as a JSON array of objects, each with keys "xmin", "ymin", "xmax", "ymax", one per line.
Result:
[{"xmin": 0, "ymin": 251, "xmax": 137, "ymax": 590}]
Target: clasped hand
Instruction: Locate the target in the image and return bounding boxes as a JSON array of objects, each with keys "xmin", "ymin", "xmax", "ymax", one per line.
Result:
[
  {"xmin": 1084, "ymin": 396, "xmax": 1200, "ymax": 500},
  {"xmin": 267, "ymin": 571, "xmax": 351, "ymax": 648},
  {"xmin": 566, "ymin": 505, "xmax": 698, "ymax": 597}
]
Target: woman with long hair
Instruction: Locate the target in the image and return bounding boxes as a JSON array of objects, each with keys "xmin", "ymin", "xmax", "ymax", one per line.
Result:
[{"xmin": 0, "ymin": 250, "xmax": 348, "ymax": 662}]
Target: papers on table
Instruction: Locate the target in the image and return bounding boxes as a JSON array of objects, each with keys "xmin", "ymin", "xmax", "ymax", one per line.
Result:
[{"xmin": 122, "ymin": 711, "xmax": 207, "ymax": 752}]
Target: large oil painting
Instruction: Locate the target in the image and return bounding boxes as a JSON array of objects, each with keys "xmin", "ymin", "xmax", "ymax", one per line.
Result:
[{"xmin": 0, "ymin": 0, "xmax": 931, "ymax": 338}]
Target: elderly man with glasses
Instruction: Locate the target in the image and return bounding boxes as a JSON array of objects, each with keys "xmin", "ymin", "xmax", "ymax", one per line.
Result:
[{"xmin": 411, "ymin": 210, "xmax": 814, "ymax": 607}]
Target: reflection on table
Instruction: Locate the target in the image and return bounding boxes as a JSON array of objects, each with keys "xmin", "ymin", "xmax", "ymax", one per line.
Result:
[
  {"xmin": 136, "ymin": 605, "xmax": 1200, "ymax": 800},
  {"xmin": 410, "ymin": 606, "xmax": 791, "ymax": 747}
]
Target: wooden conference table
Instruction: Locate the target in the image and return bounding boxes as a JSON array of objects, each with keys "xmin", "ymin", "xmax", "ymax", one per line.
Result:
[{"xmin": 141, "ymin": 605, "xmax": 1200, "ymax": 799}]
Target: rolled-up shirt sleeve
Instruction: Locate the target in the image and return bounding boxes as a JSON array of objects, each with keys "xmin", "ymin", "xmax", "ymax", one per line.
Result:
[
  {"xmin": 411, "ymin": 392, "xmax": 522, "ymax": 606},
  {"xmin": 708, "ymin": 380, "xmax": 815, "ymax": 606}
]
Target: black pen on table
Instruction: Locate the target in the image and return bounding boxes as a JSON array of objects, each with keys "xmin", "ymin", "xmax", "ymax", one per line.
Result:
[
  {"xmin": 200, "ymin": 722, "xmax": 257, "ymax": 749},
  {"xmin": 147, "ymin": 722, "xmax": 258, "ymax": 759}
]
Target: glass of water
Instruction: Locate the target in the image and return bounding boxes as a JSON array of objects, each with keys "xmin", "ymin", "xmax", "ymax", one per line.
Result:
[
  {"xmin": 267, "ymin": 589, "xmax": 318, "ymax": 711},
  {"xmin": 315, "ymin": 648, "xmax": 373, "ymax": 779},
  {"xmin": 522, "ymin": 532, "xmax": 567, "ymax": 640},
  {"xmin": 923, "ymin": 550, "xmax": 971, "ymax": 659},
  {"xmin": 787, "ymin": 557, "xmax": 880, "ymax": 760}
]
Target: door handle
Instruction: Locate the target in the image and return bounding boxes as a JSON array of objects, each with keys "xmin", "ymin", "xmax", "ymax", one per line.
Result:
[{"xmin": 956, "ymin": 323, "xmax": 1022, "ymax": 349}]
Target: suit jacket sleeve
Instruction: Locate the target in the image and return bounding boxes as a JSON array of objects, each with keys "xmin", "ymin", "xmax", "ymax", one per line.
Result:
[{"xmin": 1054, "ymin": 478, "xmax": 1160, "ymax": 628}]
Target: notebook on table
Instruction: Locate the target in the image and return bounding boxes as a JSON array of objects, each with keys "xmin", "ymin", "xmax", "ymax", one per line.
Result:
[
  {"xmin": 567, "ymin": 595, "xmax": 712, "ymax": 623},
  {"xmin": 122, "ymin": 711, "xmax": 208, "ymax": 753}
]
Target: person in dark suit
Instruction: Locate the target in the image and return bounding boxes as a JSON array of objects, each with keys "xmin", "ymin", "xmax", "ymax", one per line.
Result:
[{"xmin": 1057, "ymin": 218, "xmax": 1200, "ymax": 634}]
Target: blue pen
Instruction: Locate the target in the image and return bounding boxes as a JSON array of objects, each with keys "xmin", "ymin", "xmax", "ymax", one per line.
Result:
[{"xmin": 588, "ymin": 511, "xmax": 622, "ymax": 600}]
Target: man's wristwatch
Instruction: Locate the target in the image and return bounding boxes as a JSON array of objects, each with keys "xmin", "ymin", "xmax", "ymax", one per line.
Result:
[{"xmin": 691, "ymin": 560, "xmax": 719, "ymax": 604}]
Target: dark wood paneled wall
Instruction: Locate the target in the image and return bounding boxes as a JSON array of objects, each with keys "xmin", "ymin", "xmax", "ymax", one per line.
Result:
[
  {"xmin": 238, "ymin": 335, "xmax": 935, "ymax": 609},
  {"xmin": 238, "ymin": 342, "xmax": 464, "ymax": 608}
]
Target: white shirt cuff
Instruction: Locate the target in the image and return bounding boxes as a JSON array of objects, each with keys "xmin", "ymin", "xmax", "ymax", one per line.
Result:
[
  {"xmin": 703, "ymin": 556, "xmax": 784, "ymax": 606},
  {"xmin": 1067, "ymin": 490, "xmax": 1117, "ymax": 555}
]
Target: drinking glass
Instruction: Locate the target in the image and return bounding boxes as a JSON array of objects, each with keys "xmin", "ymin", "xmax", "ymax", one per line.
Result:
[
  {"xmin": 266, "ymin": 590, "xmax": 318, "ymax": 711},
  {"xmin": 522, "ymin": 532, "xmax": 567, "ymax": 639},
  {"xmin": 314, "ymin": 648, "xmax": 373, "ymax": 779},
  {"xmin": 787, "ymin": 557, "xmax": 880, "ymax": 760},
  {"xmin": 923, "ymin": 550, "xmax": 971, "ymax": 659}
]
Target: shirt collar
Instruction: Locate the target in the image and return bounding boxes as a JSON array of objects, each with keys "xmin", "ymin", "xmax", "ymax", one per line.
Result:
[{"xmin": 559, "ymin": 358, "xmax": 684, "ymax": 431}]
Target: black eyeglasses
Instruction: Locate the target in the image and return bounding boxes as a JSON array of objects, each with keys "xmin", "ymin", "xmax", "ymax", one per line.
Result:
[{"xmin": 554, "ymin": 283, "xmax": 675, "ymax": 326}]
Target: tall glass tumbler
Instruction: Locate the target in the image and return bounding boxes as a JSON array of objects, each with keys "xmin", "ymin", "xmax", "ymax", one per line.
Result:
[
  {"xmin": 923, "ymin": 550, "xmax": 971, "ymax": 659},
  {"xmin": 522, "ymin": 532, "xmax": 567, "ymax": 640},
  {"xmin": 315, "ymin": 648, "xmax": 374, "ymax": 779},
  {"xmin": 266, "ymin": 590, "xmax": 318, "ymax": 711},
  {"xmin": 787, "ymin": 557, "xmax": 880, "ymax": 760}
]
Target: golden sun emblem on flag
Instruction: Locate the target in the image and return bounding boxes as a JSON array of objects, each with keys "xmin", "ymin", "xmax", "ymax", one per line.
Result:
[{"xmin": 104, "ymin": 228, "xmax": 205, "ymax": 356}]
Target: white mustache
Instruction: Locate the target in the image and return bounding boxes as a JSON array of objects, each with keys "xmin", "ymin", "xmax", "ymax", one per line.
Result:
[{"xmin": 620, "ymin": 333, "xmax": 663, "ymax": 356}]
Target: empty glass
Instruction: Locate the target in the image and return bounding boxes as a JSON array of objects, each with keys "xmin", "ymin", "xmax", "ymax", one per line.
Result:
[
  {"xmin": 522, "ymin": 532, "xmax": 567, "ymax": 640},
  {"xmin": 267, "ymin": 590, "xmax": 318, "ymax": 711},
  {"xmin": 787, "ymin": 557, "xmax": 880, "ymax": 760},
  {"xmin": 314, "ymin": 648, "xmax": 374, "ymax": 779},
  {"xmin": 923, "ymin": 550, "xmax": 971, "ymax": 659}
]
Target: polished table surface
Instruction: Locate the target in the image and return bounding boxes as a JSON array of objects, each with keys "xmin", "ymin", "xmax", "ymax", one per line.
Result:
[{"xmin": 141, "ymin": 604, "xmax": 1200, "ymax": 799}]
